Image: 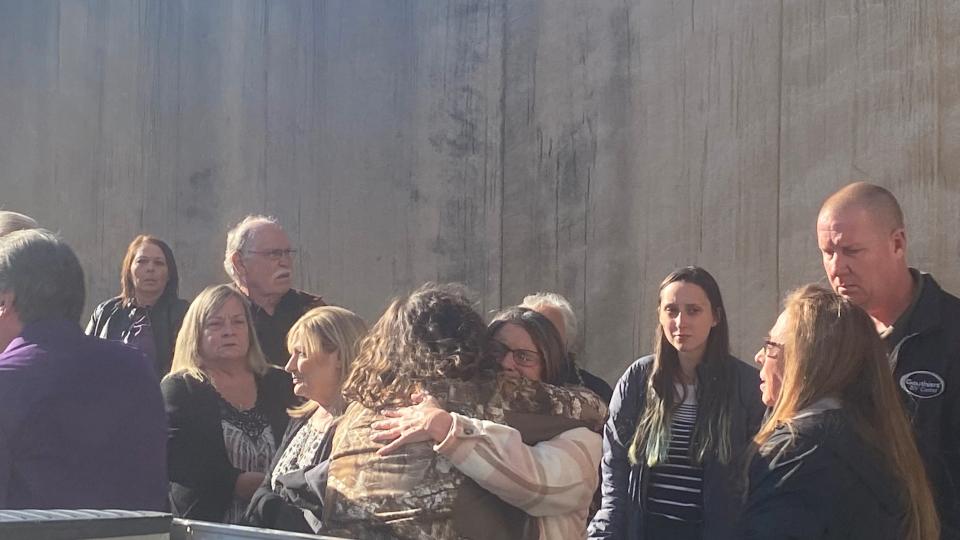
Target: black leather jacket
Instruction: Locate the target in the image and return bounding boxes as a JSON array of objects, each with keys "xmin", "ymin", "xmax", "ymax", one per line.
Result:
[{"xmin": 86, "ymin": 294, "xmax": 189, "ymax": 376}]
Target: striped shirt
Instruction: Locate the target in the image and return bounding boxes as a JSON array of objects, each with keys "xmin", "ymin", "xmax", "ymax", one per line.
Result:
[{"xmin": 646, "ymin": 385, "xmax": 704, "ymax": 522}]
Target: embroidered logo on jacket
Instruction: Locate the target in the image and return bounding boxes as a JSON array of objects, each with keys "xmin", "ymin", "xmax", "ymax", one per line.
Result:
[{"xmin": 899, "ymin": 371, "xmax": 946, "ymax": 399}]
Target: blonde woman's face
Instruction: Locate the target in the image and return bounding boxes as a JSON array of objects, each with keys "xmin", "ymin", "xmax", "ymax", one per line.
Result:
[
  {"xmin": 285, "ymin": 339, "xmax": 342, "ymax": 406},
  {"xmin": 756, "ymin": 310, "xmax": 789, "ymax": 407},
  {"xmin": 200, "ymin": 296, "xmax": 250, "ymax": 364}
]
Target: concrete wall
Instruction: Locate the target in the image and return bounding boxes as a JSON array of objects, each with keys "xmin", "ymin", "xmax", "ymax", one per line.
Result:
[{"xmin": 1, "ymin": 0, "xmax": 958, "ymax": 385}]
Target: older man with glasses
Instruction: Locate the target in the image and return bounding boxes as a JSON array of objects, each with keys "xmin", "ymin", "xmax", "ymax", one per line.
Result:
[{"xmin": 224, "ymin": 215, "xmax": 325, "ymax": 366}]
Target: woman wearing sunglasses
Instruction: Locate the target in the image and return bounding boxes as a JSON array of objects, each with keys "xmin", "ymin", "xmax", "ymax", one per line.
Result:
[{"xmin": 589, "ymin": 266, "xmax": 766, "ymax": 540}]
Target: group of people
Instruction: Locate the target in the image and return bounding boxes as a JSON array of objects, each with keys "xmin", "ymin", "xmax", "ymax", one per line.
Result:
[{"xmin": 0, "ymin": 180, "xmax": 955, "ymax": 540}]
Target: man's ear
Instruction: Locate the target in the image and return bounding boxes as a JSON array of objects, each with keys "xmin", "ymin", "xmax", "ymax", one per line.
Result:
[
  {"xmin": 891, "ymin": 228, "xmax": 907, "ymax": 258},
  {"xmin": 231, "ymin": 252, "xmax": 247, "ymax": 280}
]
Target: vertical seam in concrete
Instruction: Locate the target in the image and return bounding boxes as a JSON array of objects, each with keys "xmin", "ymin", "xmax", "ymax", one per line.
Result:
[
  {"xmin": 261, "ymin": 0, "xmax": 270, "ymax": 210},
  {"xmin": 497, "ymin": 0, "xmax": 508, "ymax": 310},
  {"xmin": 934, "ymin": 0, "xmax": 942, "ymax": 187},
  {"xmin": 54, "ymin": 2, "xmax": 61, "ymax": 215},
  {"xmin": 776, "ymin": 0, "xmax": 784, "ymax": 297},
  {"xmin": 173, "ymin": 1, "xmax": 183, "ymax": 250}
]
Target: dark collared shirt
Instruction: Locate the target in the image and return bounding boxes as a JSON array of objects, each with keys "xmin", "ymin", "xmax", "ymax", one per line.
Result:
[
  {"xmin": 0, "ymin": 318, "xmax": 168, "ymax": 510},
  {"xmin": 880, "ymin": 268, "xmax": 924, "ymax": 354},
  {"xmin": 248, "ymin": 289, "xmax": 325, "ymax": 366}
]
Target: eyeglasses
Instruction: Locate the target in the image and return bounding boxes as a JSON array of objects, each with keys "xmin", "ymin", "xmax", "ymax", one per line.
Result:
[
  {"xmin": 491, "ymin": 342, "xmax": 543, "ymax": 368},
  {"xmin": 757, "ymin": 339, "xmax": 784, "ymax": 365},
  {"xmin": 245, "ymin": 248, "xmax": 298, "ymax": 261}
]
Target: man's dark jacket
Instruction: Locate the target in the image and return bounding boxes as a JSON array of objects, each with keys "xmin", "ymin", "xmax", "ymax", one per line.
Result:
[
  {"xmin": 890, "ymin": 273, "xmax": 960, "ymax": 539},
  {"xmin": 248, "ymin": 289, "xmax": 324, "ymax": 366},
  {"xmin": 588, "ymin": 355, "xmax": 765, "ymax": 539}
]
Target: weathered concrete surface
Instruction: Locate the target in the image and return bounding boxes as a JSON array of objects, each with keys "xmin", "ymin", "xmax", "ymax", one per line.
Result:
[{"xmin": 1, "ymin": 0, "xmax": 957, "ymax": 385}]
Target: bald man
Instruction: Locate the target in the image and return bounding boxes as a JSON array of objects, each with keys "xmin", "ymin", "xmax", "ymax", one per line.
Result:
[{"xmin": 817, "ymin": 182, "xmax": 960, "ymax": 538}]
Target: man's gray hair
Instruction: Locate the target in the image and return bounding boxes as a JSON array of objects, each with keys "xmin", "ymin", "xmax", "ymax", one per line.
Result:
[
  {"xmin": 0, "ymin": 229, "xmax": 85, "ymax": 323},
  {"xmin": 0, "ymin": 211, "xmax": 38, "ymax": 237},
  {"xmin": 520, "ymin": 291, "xmax": 577, "ymax": 349},
  {"xmin": 223, "ymin": 214, "xmax": 281, "ymax": 282}
]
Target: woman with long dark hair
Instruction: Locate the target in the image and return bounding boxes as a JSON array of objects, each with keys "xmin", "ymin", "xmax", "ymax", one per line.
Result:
[
  {"xmin": 86, "ymin": 234, "xmax": 189, "ymax": 376},
  {"xmin": 741, "ymin": 285, "xmax": 938, "ymax": 540},
  {"xmin": 589, "ymin": 266, "xmax": 765, "ymax": 539}
]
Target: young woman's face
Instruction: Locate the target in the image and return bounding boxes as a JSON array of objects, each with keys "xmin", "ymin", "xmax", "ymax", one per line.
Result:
[
  {"xmin": 494, "ymin": 322, "xmax": 544, "ymax": 382},
  {"xmin": 756, "ymin": 310, "xmax": 789, "ymax": 407},
  {"xmin": 130, "ymin": 242, "xmax": 169, "ymax": 300},
  {"xmin": 658, "ymin": 281, "xmax": 717, "ymax": 359},
  {"xmin": 285, "ymin": 340, "xmax": 342, "ymax": 407},
  {"xmin": 200, "ymin": 296, "xmax": 250, "ymax": 364}
]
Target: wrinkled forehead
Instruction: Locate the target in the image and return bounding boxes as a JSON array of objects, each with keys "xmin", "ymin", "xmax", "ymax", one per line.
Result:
[
  {"xmin": 208, "ymin": 294, "xmax": 247, "ymax": 320},
  {"xmin": 247, "ymin": 223, "xmax": 290, "ymax": 249},
  {"xmin": 816, "ymin": 206, "xmax": 887, "ymax": 244}
]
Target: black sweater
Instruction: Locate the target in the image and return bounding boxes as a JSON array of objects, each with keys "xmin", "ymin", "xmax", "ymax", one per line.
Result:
[{"xmin": 161, "ymin": 367, "xmax": 295, "ymax": 522}]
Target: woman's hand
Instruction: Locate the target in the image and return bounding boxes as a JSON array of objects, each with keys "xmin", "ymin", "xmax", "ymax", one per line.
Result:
[
  {"xmin": 234, "ymin": 471, "xmax": 265, "ymax": 500},
  {"xmin": 371, "ymin": 394, "xmax": 453, "ymax": 456}
]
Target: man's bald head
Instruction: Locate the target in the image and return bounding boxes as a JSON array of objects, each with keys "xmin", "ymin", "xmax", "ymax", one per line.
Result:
[
  {"xmin": 818, "ymin": 182, "xmax": 904, "ymax": 233},
  {"xmin": 816, "ymin": 181, "xmax": 913, "ymax": 321}
]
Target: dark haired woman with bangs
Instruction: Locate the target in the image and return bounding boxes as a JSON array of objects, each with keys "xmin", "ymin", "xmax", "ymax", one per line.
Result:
[
  {"xmin": 86, "ymin": 234, "xmax": 189, "ymax": 376},
  {"xmin": 589, "ymin": 266, "xmax": 765, "ymax": 540}
]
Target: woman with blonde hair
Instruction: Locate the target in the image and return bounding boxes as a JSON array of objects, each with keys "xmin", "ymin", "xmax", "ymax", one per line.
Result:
[
  {"xmin": 743, "ymin": 284, "xmax": 939, "ymax": 540},
  {"xmin": 246, "ymin": 306, "xmax": 367, "ymax": 532},
  {"xmin": 162, "ymin": 284, "xmax": 295, "ymax": 524}
]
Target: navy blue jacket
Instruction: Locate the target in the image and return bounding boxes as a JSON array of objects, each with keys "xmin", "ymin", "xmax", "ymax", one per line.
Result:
[
  {"xmin": 588, "ymin": 354, "xmax": 765, "ymax": 539},
  {"xmin": 891, "ymin": 273, "xmax": 960, "ymax": 539},
  {"xmin": 741, "ymin": 408, "xmax": 906, "ymax": 540}
]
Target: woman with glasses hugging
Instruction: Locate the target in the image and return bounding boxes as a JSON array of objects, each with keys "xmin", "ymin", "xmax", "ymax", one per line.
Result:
[
  {"xmin": 589, "ymin": 266, "xmax": 766, "ymax": 540},
  {"xmin": 740, "ymin": 285, "xmax": 938, "ymax": 540},
  {"xmin": 370, "ymin": 303, "xmax": 606, "ymax": 539}
]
